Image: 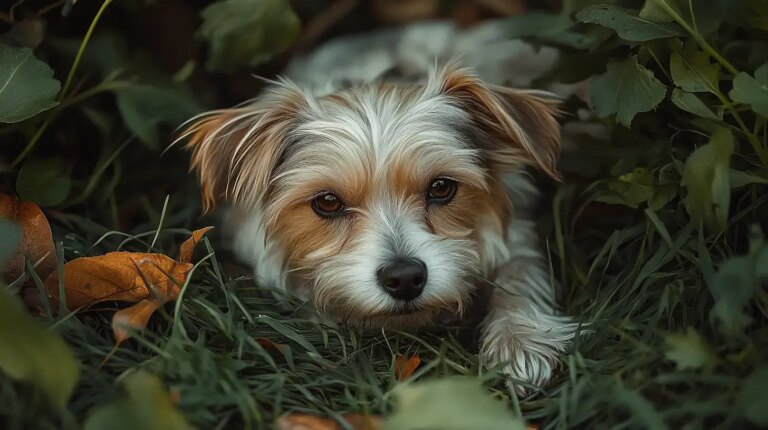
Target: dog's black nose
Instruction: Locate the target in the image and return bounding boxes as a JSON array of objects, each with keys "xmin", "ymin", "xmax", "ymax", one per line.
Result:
[{"xmin": 377, "ymin": 258, "xmax": 427, "ymax": 301}]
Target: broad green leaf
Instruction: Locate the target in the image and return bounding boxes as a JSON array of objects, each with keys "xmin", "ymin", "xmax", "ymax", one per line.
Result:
[
  {"xmin": 597, "ymin": 167, "xmax": 677, "ymax": 210},
  {"xmin": 84, "ymin": 371, "xmax": 190, "ymax": 430},
  {"xmin": 0, "ymin": 220, "xmax": 22, "ymax": 272},
  {"xmin": 199, "ymin": 0, "xmax": 300, "ymax": 73},
  {"xmin": 664, "ymin": 328, "xmax": 714, "ymax": 370},
  {"xmin": 576, "ymin": 4, "xmax": 684, "ymax": 41},
  {"xmin": 671, "ymin": 89, "xmax": 719, "ymax": 119},
  {"xmin": 0, "ymin": 292, "xmax": 79, "ymax": 411},
  {"xmin": 16, "ymin": 158, "xmax": 72, "ymax": 207},
  {"xmin": 115, "ymin": 84, "xmax": 202, "ymax": 149},
  {"xmin": 383, "ymin": 377, "xmax": 525, "ymax": 430},
  {"xmin": 670, "ymin": 51, "xmax": 720, "ymax": 93},
  {"xmin": 0, "ymin": 45, "xmax": 60, "ymax": 123},
  {"xmin": 707, "ymin": 230, "xmax": 766, "ymax": 338},
  {"xmin": 729, "ymin": 170, "xmax": 768, "ymax": 188},
  {"xmin": 738, "ymin": 366, "xmax": 768, "ymax": 426},
  {"xmin": 681, "ymin": 128, "xmax": 733, "ymax": 230},
  {"xmin": 590, "ymin": 56, "xmax": 667, "ymax": 126},
  {"xmin": 640, "ymin": 0, "xmax": 734, "ymax": 35},
  {"xmin": 639, "ymin": 1, "xmax": 673, "ymax": 22},
  {"xmin": 730, "ymin": 63, "xmax": 768, "ymax": 117}
]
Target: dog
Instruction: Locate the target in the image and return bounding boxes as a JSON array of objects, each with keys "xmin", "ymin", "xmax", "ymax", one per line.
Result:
[{"xmin": 178, "ymin": 22, "xmax": 580, "ymax": 394}]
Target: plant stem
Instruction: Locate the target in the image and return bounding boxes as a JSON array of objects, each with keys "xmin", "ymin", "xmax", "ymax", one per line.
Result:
[
  {"xmin": 651, "ymin": 0, "xmax": 738, "ymax": 75},
  {"xmin": 58, "ymin": 0, "xmax": 114, "ymax": 101},
  {"xmin": 12, "ymin": 80, "xmax": 132, "ymax": 167},
  {"xmin": 713, "ymin": 91, "xmax": 768, "ymax": 170}
]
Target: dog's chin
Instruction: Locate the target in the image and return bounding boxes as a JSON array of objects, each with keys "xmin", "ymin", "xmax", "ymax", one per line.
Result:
[{"xmin": 326, "ymin": 302, "xmax": 455, "ymax": 330}]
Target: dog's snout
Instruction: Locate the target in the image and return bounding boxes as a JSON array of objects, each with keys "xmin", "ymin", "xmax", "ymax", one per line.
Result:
[{"xmin": 376, "ymin": 258, "xmax": 427, "ymax": 301}]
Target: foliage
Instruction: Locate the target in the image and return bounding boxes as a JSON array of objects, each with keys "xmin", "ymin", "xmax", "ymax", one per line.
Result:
[{"xmin": 1, "ymin": 0, "xmax": 767, "ymax": 429}]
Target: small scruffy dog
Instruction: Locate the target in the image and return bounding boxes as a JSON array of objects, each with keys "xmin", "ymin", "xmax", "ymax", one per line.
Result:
[{"xmin": 180, "ymin": 54, "xmax": 579, "ymax": 394}]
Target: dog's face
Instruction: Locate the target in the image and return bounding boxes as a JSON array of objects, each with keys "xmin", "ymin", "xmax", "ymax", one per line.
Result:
[{"xmin": 182, "ymin": 65, "xmax": 560, "ymax": 327}]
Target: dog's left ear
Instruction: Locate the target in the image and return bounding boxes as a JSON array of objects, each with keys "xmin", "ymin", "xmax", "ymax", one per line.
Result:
[{"xmin": 436, "ymin": 66, "xmax": 562, "ymax": 179}]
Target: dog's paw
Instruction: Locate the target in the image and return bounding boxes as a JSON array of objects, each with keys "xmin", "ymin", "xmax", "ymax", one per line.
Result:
[{"xmin": 481, "ymin": 319, "xmax": 578, "ymax": 396}]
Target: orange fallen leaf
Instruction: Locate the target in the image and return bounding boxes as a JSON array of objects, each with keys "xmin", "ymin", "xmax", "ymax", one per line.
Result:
[
  {"xmin": 44, "ymin": 252, "xmax": 191, "ymax": 309},
  {"xmin": 0, "ymin": 194, "xmax": 56, "ymax": 284},
  {"xmin": 394, "ymin": 354, "xmax": 421, "ymax": 381},
  {"xmin": 276, "ymin": 414, "xmax": 381, "ymax": 430},
  {"xmin": 178, "ymin": 226, "xmax": 213, "ymax": 263},
  {"xmin": 256, "ymin": 337, "xmax": 289, "ymax": 354},
  {"xmin": 112, "ymin": 299, "xmax": 162, "ymax": 345}
]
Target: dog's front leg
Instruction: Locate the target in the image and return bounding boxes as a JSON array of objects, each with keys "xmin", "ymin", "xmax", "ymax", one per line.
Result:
[{"xmin": 480, "ymin": 250, "xmax": 579, "ymax": 396}]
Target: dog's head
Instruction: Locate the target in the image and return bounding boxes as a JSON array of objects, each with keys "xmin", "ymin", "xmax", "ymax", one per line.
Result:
[{"xmin": 181, "ymin": 64, "xmax": 560, "ymax": 327}]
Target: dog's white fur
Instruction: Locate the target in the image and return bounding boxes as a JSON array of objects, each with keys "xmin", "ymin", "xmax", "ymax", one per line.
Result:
[{"xmin": 180, "ymin": 56, "xmax": 579, "ymax": 395}]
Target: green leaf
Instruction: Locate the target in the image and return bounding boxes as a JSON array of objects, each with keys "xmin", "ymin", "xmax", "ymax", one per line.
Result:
[
  {"xmin": 597, "ymin": 167, "xmax": 677, "ymax": 210},
  {"xmin": 115, "ymin": 84, "xmax": 203, "ymax": 149},
  {"xmin": 671, "ymin": 89, "xmax": 719, "ymax": 119},
  {"xmin": 729, "ymin": 169, "xmax": 768, "ymax": 188},
  {"xmin": 590, "ymin": 56, "xmax": 667, "ymax": 126},
  {"xmin": 730, "ymin": 63, "xmax": 768, "ymax": 117},
  {"xmin": 681, "ymin": 128, "xmax": 733, "ymax": 230},
  {"xmin": 707, "ymin": 229, "xmax": 766, "ymax": 338},
  {"xmin": 670, "ymin": 51, "xmax": 720, "ymax": 94},
  {"xmin": 0, "ymin": 220, "xmax": 22, "ymax": 272},
  {"xmin": 199, "ymin": 0, "xmax": 300, "ymax": 73},
  {"xmin": 639, "ymin": 1, "xmax": 673, "ymax": 22},
  {"xmin": 383, "ymin": 377, "xmax": 526, "ymax": 430},
  {"xmin": 84, "ymin": 371, "xmax": 190, "ymax": 430},
  {"xmin": 739, "ymin": 366, "xmax": 768, "ymax": 426},
  {"xmin": 664, "ymin": 328, "xmax": 714, "ymax": 370},
  {"xmin": 16, "ymin": 158, "xmax": 72, "ymax": 206},
  {"xmin": 0, "ymin": 45, "xmax": 60, "ymax": 123},
  {"xmin": 0, "ymin": 292, "xmax": 79, "ymax": 411},
  {"xmin": 576, "ymin": 4, "xmax": 684, "ymax": 41},
  {"xmin": 16, "ymin": 158, "xmax": 72, "ymax": 207},
  {"xmin": 640, "ymin": 0, "xmax": 734, "ymax": 36}
]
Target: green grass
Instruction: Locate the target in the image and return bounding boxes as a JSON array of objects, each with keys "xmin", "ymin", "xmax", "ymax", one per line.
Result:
[{"xmin": 3, "ymin": 181, "xmax": 767, "ymax": 429}]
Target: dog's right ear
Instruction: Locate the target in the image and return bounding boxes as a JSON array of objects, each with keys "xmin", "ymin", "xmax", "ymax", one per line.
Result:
[{"xmin": 179, "ymin": 83, "xmax": 306, "ymax": 212}]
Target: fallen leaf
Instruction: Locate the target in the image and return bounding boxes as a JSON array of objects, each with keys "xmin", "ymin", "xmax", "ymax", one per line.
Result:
[
  {"xmin": 0, "ymin": 292, "xmax": 79, "ymax": 411},
  {"xmin": 256, "ymin": 337, "xmax": 289, "ymax": 354},
  {"xmin": 44, "ymin": 252, "xmax": 192, "ymax": 309},
  {"xmin": 84, "ymin": 371, "xmax": 190, "ymax": 430},
  {"xmin": 0, "ymin": 193, "xmax": 56, "ymax": 284},
  {"xmin": 394, "ymin": 354, "xmax": 420, "ymax": 381},
  {"xmin": 178, "ymin": 226, "xmax": 214, "ymax": 263},
  {"xmin": 112, "ymin": 299, "xmax": 162, "ymax": 346},
  {"xmin": 276, "ymin": 414, "xmax": 381, "ymax": 430}
]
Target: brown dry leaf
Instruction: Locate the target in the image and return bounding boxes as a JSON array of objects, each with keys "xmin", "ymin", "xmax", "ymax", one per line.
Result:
[
  {"xmin": 276, "ymin": 414, "xmax": 381, "ymax": 430},
  {"xmin": 112, "ymin": 299, "xmax": 162, "ymax": 345},
  {"xmin": 256, "ymin": 337, "xmax": 288, "ymax": 354},
  {"xmin": 44, "ymin": 252, "xmax": 192, "ymax": 309},
  {"xmin": 394, "ymin": 354, "xmax": 421, "ymax": 381},
  {"xmin": 0, "ymin": 193, "xmax": 56, "ymax": 283},
  {"xmin": 178, "ymin": 226, "xmax": 214, "ymax": 263}
]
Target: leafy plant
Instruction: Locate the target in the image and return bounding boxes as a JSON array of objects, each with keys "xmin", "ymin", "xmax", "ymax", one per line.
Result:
[{"xmin": 1, "ymin": 0, "xmax": 768, "ymax": 429}]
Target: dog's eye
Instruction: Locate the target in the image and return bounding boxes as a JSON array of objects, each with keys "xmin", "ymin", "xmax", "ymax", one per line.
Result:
[
  {"xmin": 427, "ymin": 178, "xmax": 457, "ymax": 204},
  {"xmin": 312, "ymin": 193, "xmax": 345, "ymax": 217}
]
